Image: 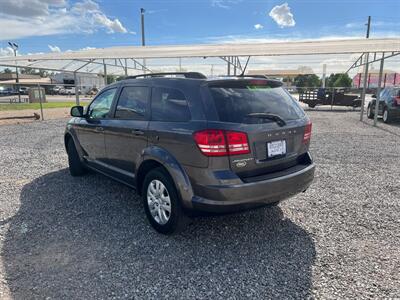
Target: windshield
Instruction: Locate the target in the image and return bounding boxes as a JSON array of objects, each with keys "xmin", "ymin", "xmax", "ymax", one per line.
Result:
[{"xmin": 209, "ymin": 81, "xmax": 305, "ymax": 124}]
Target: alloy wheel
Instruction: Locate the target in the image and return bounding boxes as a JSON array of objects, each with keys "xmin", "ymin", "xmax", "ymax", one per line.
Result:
[{"xmin": 147, "ymin": 179, "xmax": 172, "ymax": 225}]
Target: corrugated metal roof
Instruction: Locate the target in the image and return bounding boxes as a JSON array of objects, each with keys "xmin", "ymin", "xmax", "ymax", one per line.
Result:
[
  {"xmin": 1, "ymin": 38, "xmax": 399, "ymax": 61},
  {"xmin": 0, "ymin": 38, "xmax": 398, "ymax": 75}
]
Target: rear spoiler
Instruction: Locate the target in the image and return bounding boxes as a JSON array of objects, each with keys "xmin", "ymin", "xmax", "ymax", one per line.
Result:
[{"xmin": 206, "ymin": 78, "xmax": 283, "ymax": 88}]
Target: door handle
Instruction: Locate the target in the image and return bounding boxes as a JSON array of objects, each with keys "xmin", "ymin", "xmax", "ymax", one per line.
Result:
[
  {"xmin": 95, "ymin": 126, "xmax": 104, "ymax": 132},
  {"xmin": 132, "ymin": 129, "xmax": 144, "ymax": 136}
]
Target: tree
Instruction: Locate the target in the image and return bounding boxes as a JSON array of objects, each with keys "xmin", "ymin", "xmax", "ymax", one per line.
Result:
[
  {"xmin": 106, "ymin": 75, "xmax": 118, "ymax": 84},
  {"xmin": 2, "ymin": 68, "xmax": 12, "ymax": 74},
  {"xmin": 326, "ymin": 73, "xmax": 352, "ymax": 88},
  {"xmin": 293, "ymin": 74, "xmax": 321, "ymax": 92}
]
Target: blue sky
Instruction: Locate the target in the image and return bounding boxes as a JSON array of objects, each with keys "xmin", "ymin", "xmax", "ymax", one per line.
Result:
[{"xmin": 0, "ymin": 0, "xmax": 399, "ymax": 56}]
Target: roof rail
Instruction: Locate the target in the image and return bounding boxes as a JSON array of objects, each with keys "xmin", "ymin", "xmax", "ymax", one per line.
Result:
[
  {"xmin": 216, "ymin": 74, "xmax": 269, "ymax": 79},
  {"xmin": 126, "ymin": 72, "xmax": 207, "ymax": 79}
]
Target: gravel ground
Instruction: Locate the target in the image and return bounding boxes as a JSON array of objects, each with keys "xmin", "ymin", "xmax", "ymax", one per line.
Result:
[{"xmin": 0, "ymin": 111, "xmax": 399, "ymax": 299}]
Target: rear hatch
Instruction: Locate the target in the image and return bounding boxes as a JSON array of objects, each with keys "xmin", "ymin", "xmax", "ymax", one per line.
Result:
[{"xmin": 205, "ymin": 79, "xmax": 311, "ymax": 181}]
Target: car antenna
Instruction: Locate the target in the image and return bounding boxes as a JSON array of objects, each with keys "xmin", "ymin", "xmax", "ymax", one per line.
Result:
[{"xmin": 239, "ymin": 57, "xmax": 251, "ymax": 77}]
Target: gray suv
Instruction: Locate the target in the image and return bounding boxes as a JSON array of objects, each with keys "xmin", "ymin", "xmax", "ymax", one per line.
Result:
[{"xmin": 65, "ymin": 72, "xmax": 315, "ymax": 234}]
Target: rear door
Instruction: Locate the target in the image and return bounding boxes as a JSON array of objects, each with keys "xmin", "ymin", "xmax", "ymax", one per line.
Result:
[
  {"xmin": 103, "ymin": 85, "xmax": 150, "ymax": 176},
  {"xmin": 205, "ymin": 79, "xmax": 309, "ymax": 178},
  {"xmin": 147, "ymin": 85, "xmax": 208, "ymax": 168}
]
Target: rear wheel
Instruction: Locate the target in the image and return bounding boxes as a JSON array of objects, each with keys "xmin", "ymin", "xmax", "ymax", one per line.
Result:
[
  {"xmin": 142, "ymin": 168, "xmax": 187, "ymax": 234},
  {"xmin": 382, "ymin": 107, "xmax": 391, "ymax": 123},
  {"xmin": 67, "ymin": 138, "xmax": 87, "ymax": 176},
  {"xmin": 367, "ymin": 104, "xmax": 374, "ymax": 119},
  {"xmin": 308, "ymin": 102, "xmax": 317, "ymax": 108}
]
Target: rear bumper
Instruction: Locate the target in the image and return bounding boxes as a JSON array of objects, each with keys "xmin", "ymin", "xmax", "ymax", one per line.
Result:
[{"xmin": 191, "ymin": 162, "xmax": 315, "ymax": 213}]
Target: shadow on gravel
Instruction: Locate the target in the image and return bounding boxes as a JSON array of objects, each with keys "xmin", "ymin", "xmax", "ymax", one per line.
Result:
[
  {"xmin": 361, "ymin": 120, "xmax": 400, "ymax": 137},
  {"xmin": 3, "ymin": 169, "xmax": 315, "ymax": 299}
]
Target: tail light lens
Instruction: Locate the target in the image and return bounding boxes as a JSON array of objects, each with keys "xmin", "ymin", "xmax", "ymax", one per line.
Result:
[
  {"xmin": 394, "ymin": 96, "xmax": 400, "ymax": 106},
  {"xmin": 193, "ymin": 129, "xmax": 250, "ymax": 157},
  {"xmin": 226, "ymin": 131, "xmax": 250, "ymax": 155},
  {"xmin": 303, "ymin": 120, "xmax": 312, "ymax": 144}
]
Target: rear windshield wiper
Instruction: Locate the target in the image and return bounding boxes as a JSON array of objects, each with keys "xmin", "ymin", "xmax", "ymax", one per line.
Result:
[{"xmin": 245, "ymin": 112, "xmax": 286, "ymax": 127}]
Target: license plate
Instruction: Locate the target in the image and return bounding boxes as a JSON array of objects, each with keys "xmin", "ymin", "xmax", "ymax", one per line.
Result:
[{"xmin": 267, "ymin": 140, "xmax": 286, "ymax": 158}]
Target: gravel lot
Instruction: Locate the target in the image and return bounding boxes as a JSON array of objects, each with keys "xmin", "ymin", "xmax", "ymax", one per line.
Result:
[{"xmin": 0, "ymin": 111, "xmax": 399, "ymax": 299}]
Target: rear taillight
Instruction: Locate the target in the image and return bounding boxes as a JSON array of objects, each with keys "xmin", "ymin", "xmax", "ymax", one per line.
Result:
[
  {"xmin": 394, "ymin": 96, "xmax": 400, "ymax": 106},
  {"xmin": 193, "ymin": 129, "xmax": 250, "ymax": 157},
  {"xmin": 226, "ymin": 131, "xmax": 250, "ymax": 155},
  {"xmin": 303, "ymin": 120, "xmax": 312, "ymax": 144}
]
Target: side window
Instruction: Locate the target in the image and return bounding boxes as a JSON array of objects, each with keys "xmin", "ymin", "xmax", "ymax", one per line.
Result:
[
  {"xmin": 115, "ymin": 86, "xmax": 149, "ymax": 120},
  {"xmin": 88, "ymin": 88, "xmax": 117, "ymax": 119},
  {"xmin": 380, "ymin": 89, "xmax": 389, "ymax": 100},
  {"xmin": 151, "ymin": 87, "xmax": 191, "ymax": 122}
]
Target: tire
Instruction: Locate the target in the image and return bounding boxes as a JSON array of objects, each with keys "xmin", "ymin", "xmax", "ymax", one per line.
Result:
[
  {"xmin": 142, "ymin": 167, "xmax": 187, "ymax": 234},
  {"xmin": 308, "ymin": 102, "xmax": 316, "ymax": 108},
  {"xmin": 67, "ymin": 138, "xmax": 87, "ymax": 176},
  {"xmin": 367, "ymin": 104, "xmax": 374, "ymax": 119},
  {"xmin": 382, "ymin": 107, "xmax": 391, "ymax": 123}
]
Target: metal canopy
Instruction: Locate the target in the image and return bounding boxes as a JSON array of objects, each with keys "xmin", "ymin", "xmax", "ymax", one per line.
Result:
[
  {"xmin": 0, "ymin": 38, "xmax": 399, "ymax": 76},
  {"xmin": 2, "ymin": 38, "xmax": 400, "ymax": 61}
]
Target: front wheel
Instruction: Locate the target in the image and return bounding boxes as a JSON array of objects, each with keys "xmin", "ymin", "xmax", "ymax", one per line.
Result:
[
  {"xmin": 67, "ymin": 138, "xmax": 87, "ymax": 176},
  {"xmin": 382, "ymin": 107, "xmax": 391, "ymax": 123},
  {"xmin": 142, "ymin": 168, "xmax": 187, "ymax": 234}
]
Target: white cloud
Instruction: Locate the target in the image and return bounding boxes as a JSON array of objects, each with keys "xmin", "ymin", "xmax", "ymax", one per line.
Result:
[
  {"xmin": 0, "ymin": 47, "xmax": 14, "ymax": 57},
  {"xmin": 254, "ymin": 24, "xmax": 264, "ymax": 30},
  {"xmin": 80, "ymin": 46, "xmax": 96, "ymax": 51},
  {"xmin": 0, "ymin": 0, "xmax": 129, "ymax": 40},
  {"xmin": 211, "ymin": 0, "xmax": 242, "ymax": 9},
  {"xmin": 48, "ymin": 45, "xmax": 61, "ymax": 52},
  {"xmin": 93, "ymin": 13, "xmax": 127, "ymax": 33},
  {"xmin": 269, "ymin": 3, "xmax": 295, "ymax": 28},
  {"xmin": 0, "ymin": 0, "xmax": 66, "ymax": 18},
  {"xmin": 72, "ymin": 0, "xmax": 99, "ymax": 13}
]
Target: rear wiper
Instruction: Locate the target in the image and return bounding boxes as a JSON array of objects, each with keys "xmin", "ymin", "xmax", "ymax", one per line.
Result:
[{"xmin": 245, "ymin": 112, "xmax": 286, "ymax": 127}]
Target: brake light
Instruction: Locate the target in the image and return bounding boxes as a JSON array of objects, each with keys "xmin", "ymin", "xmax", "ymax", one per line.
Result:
[
  {"xmin": 303, "ymin": 120, "xmax": 312, "ymax": 144},
  {"xmin": 394, "ymin": 96, "xmax": 400, "ymax": 106},
  {"xmin": 193, "ymin": 130, "xmax": 250, "ymax": 156},
  {"xmin": 226, "ymin": 131, "xmax": 250, "ymax": 154}
]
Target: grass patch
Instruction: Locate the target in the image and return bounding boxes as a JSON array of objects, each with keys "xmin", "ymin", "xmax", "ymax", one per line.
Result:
[{"xmin": 0, "ymin": 102, "xmax": 77, "ymax": 111}]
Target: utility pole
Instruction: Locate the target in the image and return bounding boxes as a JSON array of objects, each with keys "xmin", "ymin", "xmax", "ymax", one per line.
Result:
[
  {"xmin": 360, "ymin": 16, "xmax": 371, "ymax": 121},
  {"xmin": 140, "ymin": 8, "xmax": 146, "ymax": 46},
  {"xmin": 366, "ymin": 16, "xmax": 371, "ymax": 38},
  {"xmin": 140, "ymin": 8, "xmax": 146, "ymax": 72},
  {"xmin": 8, "ymin": 42, "xmax": 21, "ymax": 103}
]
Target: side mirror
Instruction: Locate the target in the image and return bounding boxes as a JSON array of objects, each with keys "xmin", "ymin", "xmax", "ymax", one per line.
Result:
[
  {"xmin": 70, "ymin": 106, "xmax": 84, "ymax": 117},
  {"xmin": 371, "ymin": 94, "xmax": 376, "ymax": 98}
]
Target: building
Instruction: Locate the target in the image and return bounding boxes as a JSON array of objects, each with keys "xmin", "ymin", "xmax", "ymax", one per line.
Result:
[
  {"xmin": 51, "ymin": 72, "xmax": 104, "ymax": 93},
  {"xmin": 0, "ymin": 73, "xmax": 52, "ymax": 86},
  {"xmin": 247, "ymin": 66, "xmax": 315, "ymax": 86},
  {"xmin": 352, "ymin": 69, "xmax": 400, "ymax": 88}
]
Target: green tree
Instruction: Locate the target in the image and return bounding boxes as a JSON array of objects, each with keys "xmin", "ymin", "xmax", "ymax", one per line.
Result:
[
  {"xmin": 106, "ymin": 75, "xmax": 118, "ymax": 84},
  {"xmin": 294, "ymin": 74, "xmax": 321, "ymax": 92},
  {"xmin": 2, "ymin": 68, "xmax": 12, "ymax": 74},
  {"xmin": 326, "ymin": 73, "xmax": 352, "ymax": 88}
]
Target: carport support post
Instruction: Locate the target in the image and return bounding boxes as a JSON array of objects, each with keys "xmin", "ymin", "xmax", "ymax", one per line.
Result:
[
  {"xmin": 360, "ymin": 52, "xmax": 370, "ymax": 121},
  {"xmin": 74, "ymin": 72, "xmax": 80, "ymax": 106},
  {"xmin": 373, "ymin": 57, "xmax": 385, "ymax": 126},
  {"xmin": 37, "ymin": 84, "xmax": 44, "ymax": 121},
  {"xmin": 103, "ymin": 60, "xmax": 107, "ymax": 86}
]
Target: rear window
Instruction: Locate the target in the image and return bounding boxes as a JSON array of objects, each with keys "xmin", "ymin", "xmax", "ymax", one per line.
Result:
[{"xmin": 209, "ymin": 81, "xmax": 305, "ymax": 124}]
